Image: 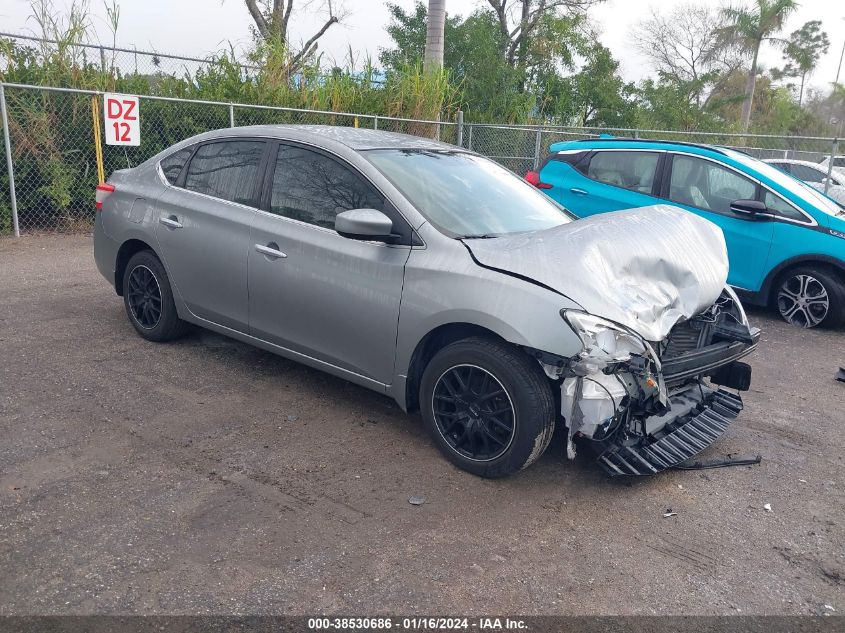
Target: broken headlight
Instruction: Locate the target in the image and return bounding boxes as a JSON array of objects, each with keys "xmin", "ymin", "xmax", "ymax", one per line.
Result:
[
  {"xmin": 722, "ymin": 285, "xmax": 749, "ymax": 326},
  {"xmin": 562, "ymin": 310, "xmax": 647, "ymax": 374}
]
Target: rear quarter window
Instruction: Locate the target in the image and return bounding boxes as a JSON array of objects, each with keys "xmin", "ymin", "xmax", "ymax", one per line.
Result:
[{"xmin": 159, "ymin": 148, "xmax": 193, "ymax": 185}]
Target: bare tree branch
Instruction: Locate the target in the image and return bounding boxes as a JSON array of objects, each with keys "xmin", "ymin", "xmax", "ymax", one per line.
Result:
[
  {"xmin": 485, "ymin": 0, "xmax": 601, "ymax": 68},
  {"xmin": 289, "ymin": 11, "xmax": 339, "ymax": 69},
  {"xmin": 244, "ymin": 0, "xmax": 269, "ymax": 38}
]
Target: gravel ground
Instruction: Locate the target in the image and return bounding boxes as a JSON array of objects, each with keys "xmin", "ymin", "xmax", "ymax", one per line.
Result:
[{"xmin": 1, "ymin": 234, "xmax": 844, "ymax": 616}]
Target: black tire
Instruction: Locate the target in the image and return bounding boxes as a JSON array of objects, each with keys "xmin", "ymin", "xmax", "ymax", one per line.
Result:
[
  {"xmin": 122, "ymin": 250, "xmax": 188, "ymax": 342},
  {"xmin": 773, "ymin": 266, "xmax": 845, "ymax": 329},
  {"xmin": 419, "ymin": 337, "xmax": 556, "ymax": 478}
]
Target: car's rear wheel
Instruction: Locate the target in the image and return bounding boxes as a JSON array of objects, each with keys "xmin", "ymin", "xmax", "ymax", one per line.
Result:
[
  {"xmin": 123, "ymin": 250, "xmax": 188, "ymax": 341},
  {"xmin": 419, "ymin": 337, "xmax": 556, "ymax": 478},
  {"xmin": 775, "ymin": 266, "xmax": 845, "ymax": 329}
]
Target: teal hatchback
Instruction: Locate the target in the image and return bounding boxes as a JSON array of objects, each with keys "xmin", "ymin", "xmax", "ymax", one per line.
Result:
[{"xmin": 527, "ymin": 139, "xmax": 845, "ymax": 328}]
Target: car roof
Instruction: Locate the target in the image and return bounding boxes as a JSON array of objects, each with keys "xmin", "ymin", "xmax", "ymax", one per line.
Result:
[
  {"xmin": 547, "ymin": 137, "xmax": 731, "ymax": 155},
  {"xmin": 763, "ymin": 159, "xmax": 825, "ymax": 168},
  {"xmin": 186, "ymin": 124, "xmax": 457, "ymax": 152}
]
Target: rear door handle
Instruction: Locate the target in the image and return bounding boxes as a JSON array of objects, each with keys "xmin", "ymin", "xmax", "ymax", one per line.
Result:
[
  {"xmin": 570, "ymin": 187, "xmax": 589, "ymax": 195},
  {"xmin": 255, "ymin": 243, "xmax": 287, "ymax": 259},
  {"xmin": 159, "ymin": 216, "xmax": 183, "ymax": 229}
]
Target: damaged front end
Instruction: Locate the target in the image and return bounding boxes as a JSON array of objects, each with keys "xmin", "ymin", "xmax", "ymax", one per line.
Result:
[{"xmin": 541, "ymin": 288, "xmax": 760, "ymax": 476}]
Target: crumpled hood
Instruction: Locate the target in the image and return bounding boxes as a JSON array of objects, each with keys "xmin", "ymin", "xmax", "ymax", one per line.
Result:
[{"xmin": 464, "ymin": 205, "xmax": 729, "ymax": 342}]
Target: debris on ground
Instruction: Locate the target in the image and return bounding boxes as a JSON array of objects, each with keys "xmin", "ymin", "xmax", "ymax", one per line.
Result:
[
  {"xmin": 674, "ymin": 455, "xmax": 762, "ymax": 470},
  {"xmin": 764, "ymin": 503, "xmax": 773, "ymax": 513},
  {"xmin": 663, "ymin": 507, "xmax": 677, "ymax": 518},
  {"xmin": 408, "ymin": 495, "xmax": 425, "ymax": 506}
]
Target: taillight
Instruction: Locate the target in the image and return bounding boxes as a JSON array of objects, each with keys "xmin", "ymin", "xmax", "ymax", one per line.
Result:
[
  {"xmin": 95, "ymin": 183, "xmax": 115, "ymax": 210},
  {"xmin": 525, "ymin": 170, "xmax": 552, "ymax": 189}
]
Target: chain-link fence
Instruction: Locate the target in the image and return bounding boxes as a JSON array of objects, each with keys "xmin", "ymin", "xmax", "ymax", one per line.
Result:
[
  {"xmin": 0, "ymin": 82, "xmax": 457, "ymax": 235},
  {"xmin": 0, "ymin": 31, "xmax": 259, "ymax": 82},
  {"xmin": 0, "ymin": 81, "xmax": 840, "ymax": 236},
  {"xmin": 463, "ymin": 123, "xmax": 841, "ymax": 177},
  {"xmin": 0, "ymin": 31, "xmax": 385, "ymax": 88}
]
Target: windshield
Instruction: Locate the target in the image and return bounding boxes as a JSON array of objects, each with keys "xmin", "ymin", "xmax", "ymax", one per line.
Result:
[
  {"xmin": 724, "ymin": 149, "xmax": 843, "ymax": 217},
  {"xmin": 364, "ymin": 149, "xmax": 574, "ymax": 237}
]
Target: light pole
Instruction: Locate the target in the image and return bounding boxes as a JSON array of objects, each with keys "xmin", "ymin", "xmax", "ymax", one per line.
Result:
[
  {"xmin": 835, "ymin": 19, "xmax": 845, "ymax": 86},
  {"xmin": 829, "ymin": 17, "xmax": 845, "ymax": 125}
]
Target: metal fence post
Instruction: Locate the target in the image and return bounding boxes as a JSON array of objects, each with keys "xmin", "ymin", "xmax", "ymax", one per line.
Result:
[
  {"xmin": 229, "ymin": 103, "xmax": 235, "ymax": 128},
  {"xmin": 533, "ymin": 126, "xmax": 543, "ymax": 170},
  {"xmin": 373, "ymin": 115, "xmax": 379, "ymax": 130},
  {"xmin": 467, "ymin": 124, "xmax": 473, "ymax": 152},
  {"xmin": 0, "ymin": 84, "xmax": 20, "ymax": 238},
  {"xmin": 824, "ymin": 138, "xmax": 839, "ymax": 195},
  {"xmin": 457, "ymin": 110, "xmax": 464, "ymax": 148}
]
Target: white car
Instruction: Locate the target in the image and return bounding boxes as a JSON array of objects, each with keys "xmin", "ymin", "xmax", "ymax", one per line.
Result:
[
  {"xmin": 817, "ymin": 155, "xmax": 845, "ymax": 178},
  {"xmin": 765, "ymin": 159, "xmax": 845, "ymax": 206}
]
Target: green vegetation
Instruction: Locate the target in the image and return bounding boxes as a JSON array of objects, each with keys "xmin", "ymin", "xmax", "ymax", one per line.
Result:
[{"xmin": 0, "ymin": 0, "xmax": 843, "ymax": 233}]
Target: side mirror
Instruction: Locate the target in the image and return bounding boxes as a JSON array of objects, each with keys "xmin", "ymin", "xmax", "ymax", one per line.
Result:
[
  {"xmin": 730, "ymin": 199, "xmax": 767, "ymax": 217},
  {"xmin": 335, "ymin": 208, "xmax": 396, "ymax": 242}
]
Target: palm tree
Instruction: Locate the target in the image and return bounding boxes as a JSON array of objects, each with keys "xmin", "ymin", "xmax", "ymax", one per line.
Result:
[
  {"xmin": 424, "ymin": 0, "xmax": 446, "ymax": 72},
  {"xmin": 719, "ymin": 0, "xmax": 798, "ymax": 133}
]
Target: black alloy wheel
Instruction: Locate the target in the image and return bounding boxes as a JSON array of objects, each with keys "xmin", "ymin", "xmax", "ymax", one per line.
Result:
[
  {"xmin": 126, "ymin": 264, "xmax": 162, "ymax": 329},
  {"xmin": 432, "ymin": 363, "xmax": 516, "ymax": 462}
]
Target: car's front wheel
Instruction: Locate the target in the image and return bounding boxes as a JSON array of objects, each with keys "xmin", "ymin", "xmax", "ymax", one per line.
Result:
[
  {"xmin": 419, "ymin": 337, "xmax": 556, "ymax": 478},
  {"xmin": 775, "ymin": 266, "xmax": 845, "ymax": 329},
  {"xmin": 122, "ymin": 250, "xmax": 188, "ymax": 342}
]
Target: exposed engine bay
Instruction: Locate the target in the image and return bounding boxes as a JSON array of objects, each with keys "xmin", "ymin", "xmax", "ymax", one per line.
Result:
[{"xmin": 534, "ymin": 287, "xmax": 760, "ymax": 476}]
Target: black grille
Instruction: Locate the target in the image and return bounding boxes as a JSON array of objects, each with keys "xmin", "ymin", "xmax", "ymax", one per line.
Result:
[
  {"xmin": 597, "ymin": 390, "xmax": 743, "ymax": 476},
  {"xmin": 662, "ymin": 320, "xmax": 704, "ymax": 359}
]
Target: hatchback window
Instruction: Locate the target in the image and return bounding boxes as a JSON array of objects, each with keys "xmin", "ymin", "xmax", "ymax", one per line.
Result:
[
  {"xmin": 586, "ymin": 151, "xmax": 659, "ymax": 193},
  {"xmin": 764, "ymin": 191, "xmax": 807, "ymax": 222},
  {"xmin": 835, "ymin": 158, "xmax": 845, "ymax": 167},
  {"xmin": 160, "ymin": 148, "xmax": 192, "ymax": 184},
  {"xmin": 789, "ymin": 164, "xmax": 824, "ymax": 183},
  {"xmin": 184, "ymin": 140, "xmax": 265, "ymax": 206},
  {"xmin": 269, "ymin": 145, "xmax": 383, "ymax": 229},
  {"xmin": 669, "ymin": 155, "xmax": 756, "ymax": 214}
]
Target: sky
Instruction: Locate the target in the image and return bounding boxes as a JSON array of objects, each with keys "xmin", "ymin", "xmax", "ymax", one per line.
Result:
[{"xmin": 3, "ymin": 0, "xmax": 844, "ymax": 92}]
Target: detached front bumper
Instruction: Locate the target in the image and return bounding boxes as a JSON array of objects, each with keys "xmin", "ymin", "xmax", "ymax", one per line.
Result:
[{"xmin": 596, "ymin": 387, "xmax": 743, "ymax": 476}]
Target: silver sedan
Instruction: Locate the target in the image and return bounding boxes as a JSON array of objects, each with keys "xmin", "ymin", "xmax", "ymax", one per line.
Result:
[{"xmin": 94, "ymin": 125, "xmax": 759, "ymax": 477}]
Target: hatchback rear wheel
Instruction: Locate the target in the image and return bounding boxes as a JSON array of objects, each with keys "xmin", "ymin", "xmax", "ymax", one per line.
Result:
[
  {"xmin": 123, "ymin": 250, "xmax": 188, "ymax": 341},
  {"xmin": 775, "ymin": 266, "xmax": 845, "ymax": 328},
  {"xmin": 419, "ymin": 337, "xmax": 556, "ymax": 478}
]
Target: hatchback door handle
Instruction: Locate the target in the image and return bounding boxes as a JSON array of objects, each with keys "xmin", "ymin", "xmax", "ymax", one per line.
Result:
[
  {"xmin": 255, "ymin": 243, "xmax": 287, "ymax": 259},
  {"xmin": 159, "ymin": 216, "xmax": 183, "ymax": 229},
  {"xmin": 570, "ymin": 187, "xmax": 589, "ymax": 195}
]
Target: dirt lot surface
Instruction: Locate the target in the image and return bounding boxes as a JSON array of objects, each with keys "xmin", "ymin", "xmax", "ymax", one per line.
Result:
[{"xmin": 1, "ymin": 234, "xmax": 844, "ymax": 616}]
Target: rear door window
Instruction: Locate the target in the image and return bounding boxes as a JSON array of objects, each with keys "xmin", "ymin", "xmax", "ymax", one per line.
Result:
[
  {"xmin": 668, "ymin": 155, "xmax": 756, "ymax": 215},
  {"xmin": 184, "ymin": 140, "xmax": 265, "ymax": 206},
  {"xmin": 586, "ymin": 151, "xmax": 659, "ymax": 193}
]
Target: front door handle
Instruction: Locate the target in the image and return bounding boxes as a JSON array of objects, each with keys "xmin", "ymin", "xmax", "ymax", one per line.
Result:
[
  {"xmin": 255, "ymin": 243, "xmax": 287, "ymax": 259},
  {"xmin": 570, "ymin": 187, "xmax": 589, "ymax": 195},
  {"xmin": 159, "ymin": 216, "xmax": 183, "ymax": 229}
]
